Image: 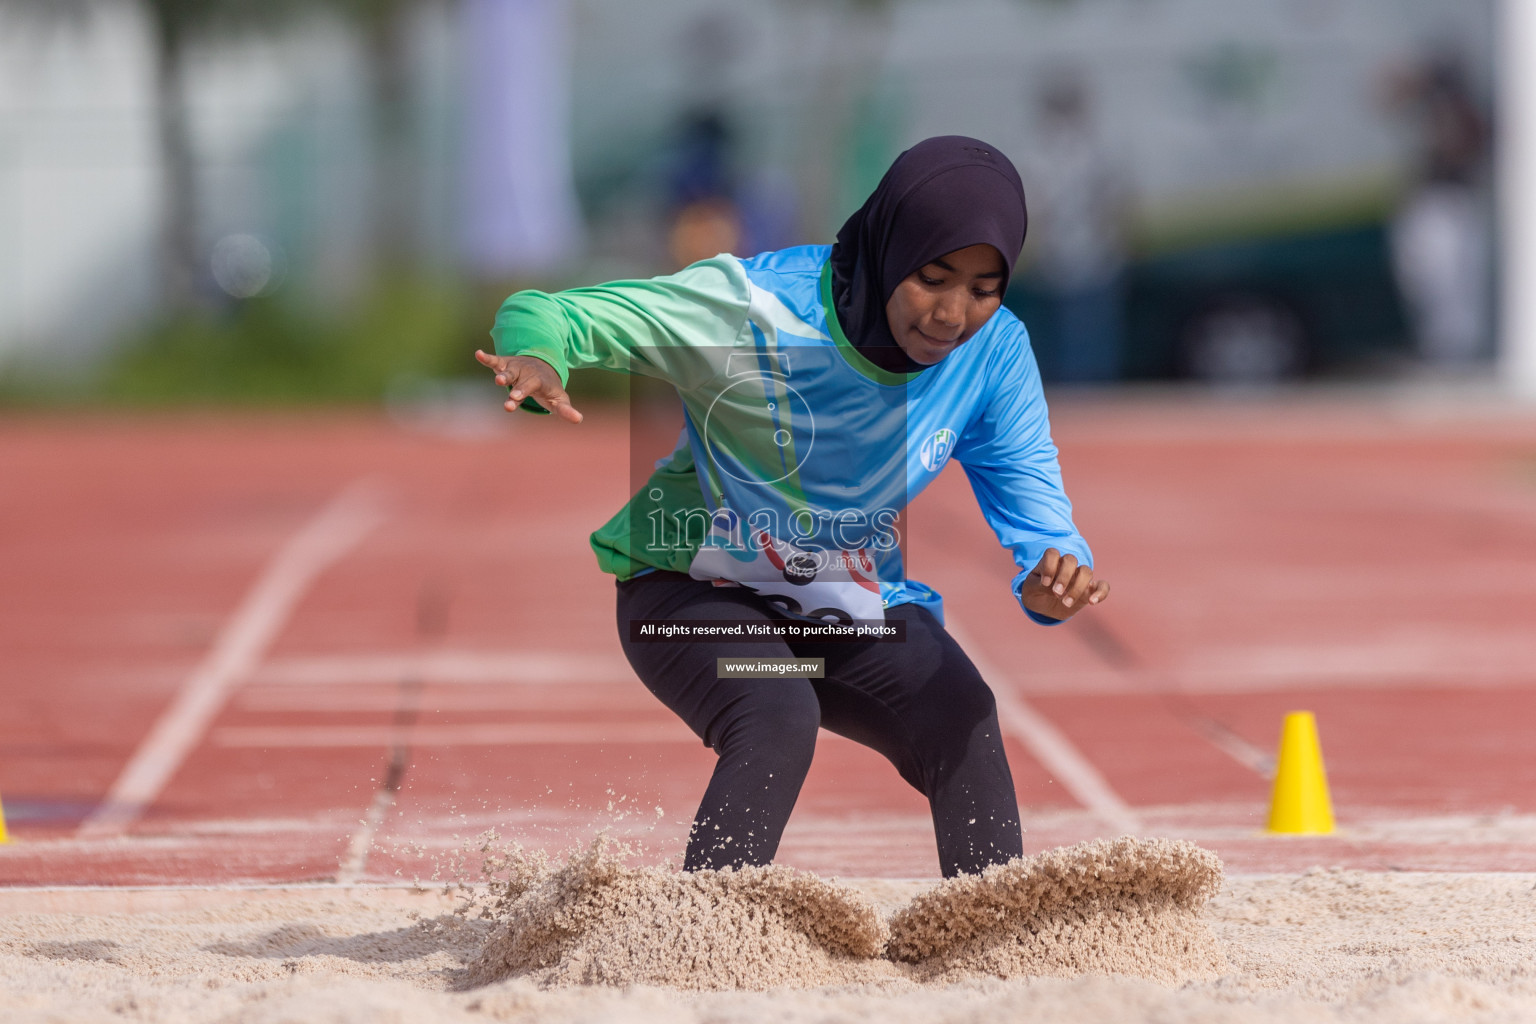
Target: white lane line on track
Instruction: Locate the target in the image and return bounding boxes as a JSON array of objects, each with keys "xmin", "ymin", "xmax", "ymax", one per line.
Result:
[
  {"xmin": 27, "ymin": 810, "xmax": 1536, "ymax": 857},
  {"xmin": 1187, "ymin": 717, "xmax": 1276, "ymax": 778},
  {"xmin": 946, "ymin": 622, "xmax": 1141, "ymax": 837},
  {"xmin": 336, "ymin": 786, "xmax": 398, "ymax": 886},
  {"xmin": 212, "ymin": 722, "xmax": 700, "ymax": 747},
  {"xmin": 236, "ymin": 687, "xmax": 655, "ymax": 713},
  {"xmin": 242, "ymin": 649, "xmax": 1536, "ymax": 695},
  {"xmin": 250, "ymin": 651, "xmax": 632, "ymax": 686},
  {"xmin": 76, "ymin": 480, "xmax": 387, "ymax": 839}
]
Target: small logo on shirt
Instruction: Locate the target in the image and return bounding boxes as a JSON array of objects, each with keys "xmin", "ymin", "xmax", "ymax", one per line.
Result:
[{"xmin": 920, "ymin": 428, "xmax": 957, "ymax": 472}]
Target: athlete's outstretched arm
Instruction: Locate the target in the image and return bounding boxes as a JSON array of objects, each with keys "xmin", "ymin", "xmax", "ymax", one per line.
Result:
[
  {"xmin": 952, "ymin": 319, "xmax": 1104, "ymax": 625},
  {"xmin": 488, "ymin": 256, "xmax": 752, "ymax": 397},
  {"xmin": 474, "ymin": 350, "xmax": 583, "ymax": 423}
]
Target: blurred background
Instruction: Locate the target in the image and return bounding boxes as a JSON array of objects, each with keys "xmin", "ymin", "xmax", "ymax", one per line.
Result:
[
  {"xmin": 5, "ymin": 0, "xmax": 1536, "ymax": 883},
  {"xmin": 0, "ymin": 0, "xmax": 1506, "ymax": 403}
]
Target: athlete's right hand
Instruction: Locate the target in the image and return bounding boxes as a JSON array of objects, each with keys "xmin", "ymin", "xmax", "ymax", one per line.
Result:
[{"xmin": 474, "ymin": 350, "xmax": 583, "ymax": 423}]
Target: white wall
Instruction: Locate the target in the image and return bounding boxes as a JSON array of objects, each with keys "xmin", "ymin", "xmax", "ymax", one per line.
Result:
[
  {"xmin": 0, "ymin": 8, "xmax": 364, "ymax": 367},
  {"xmin": 0, "ymin": 0, "xmax": 1499, "ymax": 367},
  {"xmin": 1498, "ymin": 0, "xmax": 1536, "ymax": 397},
  {"xmin": 0, "ymin": 6, "xmax": 157, "ymax": 364}
]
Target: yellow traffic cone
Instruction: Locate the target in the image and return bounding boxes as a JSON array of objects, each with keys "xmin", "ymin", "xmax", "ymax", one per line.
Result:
[{"xmin": 1266, "ymin": 711, "xmax": 1335, "ymax": 834}]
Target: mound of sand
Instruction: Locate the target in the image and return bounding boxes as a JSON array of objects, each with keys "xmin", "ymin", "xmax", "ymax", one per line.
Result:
[
  {"xmin": 467, "ymin": 835, "xmax": 1224, "ymax": 991},
  {"xmin": 467, "ymin": 838, "xmax": 892, "ymax": 990},
  {"xmin": 886, "ymin": 836, "xmax": 1226, "ymax": 984}
]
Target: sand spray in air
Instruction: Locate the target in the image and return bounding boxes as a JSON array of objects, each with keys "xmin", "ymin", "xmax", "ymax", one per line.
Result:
[{"xmin": 457, "ymin": 833, "xmax": 1228, "ymax": 991}]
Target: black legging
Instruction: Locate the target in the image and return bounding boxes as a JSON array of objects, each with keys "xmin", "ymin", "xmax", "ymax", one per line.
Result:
[{"xmin": 616, "ymin": 571, "xmax": 1023, "ymax": 877}]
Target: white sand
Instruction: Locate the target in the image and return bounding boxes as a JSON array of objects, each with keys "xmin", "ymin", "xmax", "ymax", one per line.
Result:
[{"xmin": 4, "ymin": 838, "xmax": 1536, "ymax": 1023}]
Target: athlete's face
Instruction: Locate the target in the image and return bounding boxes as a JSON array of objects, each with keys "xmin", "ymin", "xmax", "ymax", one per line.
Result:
[{"xmin": 883, "ymin": 244, "xmax": 1006, "ymax": 365}]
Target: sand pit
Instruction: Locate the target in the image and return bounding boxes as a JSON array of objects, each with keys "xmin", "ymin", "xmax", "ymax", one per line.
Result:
[{"xmin": 4, "ymin": 842, "xmax": 1536, "ymax": 1023}]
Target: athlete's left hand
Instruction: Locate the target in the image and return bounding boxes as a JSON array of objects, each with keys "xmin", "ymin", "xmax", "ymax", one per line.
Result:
[{"xmin": 1020, "ymin": 548, "xmax": 1109, "ymax": 622}]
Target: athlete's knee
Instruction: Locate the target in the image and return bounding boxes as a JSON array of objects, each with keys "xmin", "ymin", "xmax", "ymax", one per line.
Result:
[
  {"xmin": 708, "ymin": 684, "xmax": 821, "ymax": 765},
  {"xmin": 908, "ymin": 675, "xmax": 1006, "ymax": 773},
  {"xmin": 928, "ymin": 671, "xmax": 1000, "ymax": 732}
]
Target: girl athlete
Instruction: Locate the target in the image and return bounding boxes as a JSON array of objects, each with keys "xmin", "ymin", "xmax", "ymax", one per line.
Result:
[{"xmin": 476, "ymin": 136, "xmax": 1109, "ymax": 878}]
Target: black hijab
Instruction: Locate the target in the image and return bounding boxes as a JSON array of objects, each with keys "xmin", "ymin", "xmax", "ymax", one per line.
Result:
[{"xmin": 829, "ymin": 135, "xmax": 1028, "ymax": 374}]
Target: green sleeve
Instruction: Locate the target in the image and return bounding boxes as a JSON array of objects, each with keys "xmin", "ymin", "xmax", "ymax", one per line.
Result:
[{"xmin": 490, "ymin": 256, "xmax": 751, "ymax": 402}]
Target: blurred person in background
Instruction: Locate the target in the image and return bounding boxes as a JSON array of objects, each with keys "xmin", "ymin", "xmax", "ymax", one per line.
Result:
[
  {"xmin": 460, "ymin": 0, "xmax": 585, "ymax": 337},
  {"xmin": 664, "ymin": 110, "xmax": 747, "ymax": 269},
  {"xmin": 1021, "ymin": 72, "xmax": 1128, "ymax": 383},
  {"xmin": 1382, "ymin": 49, "xmax": 1492, "ymax": 366},
  {"xmin": 474, "ymin": 136, "xmax": 1109, "ymax": 878}
]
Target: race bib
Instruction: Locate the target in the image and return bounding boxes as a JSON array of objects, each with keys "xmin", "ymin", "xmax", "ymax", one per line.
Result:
[{"xmin": 687, "ymin": 510, "xmax": 884, "ymax": 624}]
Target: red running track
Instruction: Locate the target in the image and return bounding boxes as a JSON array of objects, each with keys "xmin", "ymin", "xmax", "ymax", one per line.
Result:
[{"xmin": 2, "ymin": 389, "xmax": 1536, "ymax": 885}]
